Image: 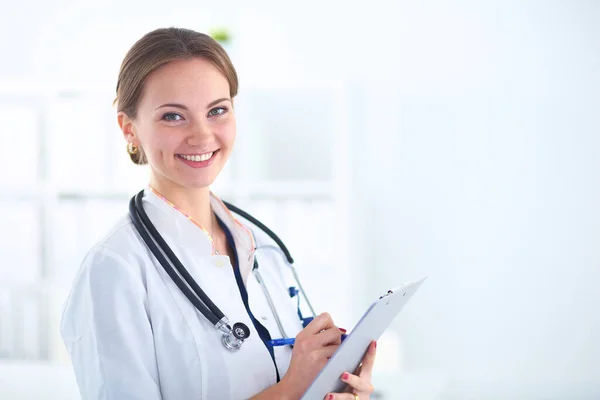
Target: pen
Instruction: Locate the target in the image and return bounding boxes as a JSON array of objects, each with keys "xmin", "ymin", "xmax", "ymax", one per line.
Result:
[{"xmin": 267, "ymin": 333, "xmax": 348, "ymax": 347}]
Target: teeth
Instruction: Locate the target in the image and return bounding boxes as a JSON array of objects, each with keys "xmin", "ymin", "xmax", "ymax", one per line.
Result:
[{"xmin": 180, "ymin": 152, "xmax": 214, "ymax": 162}]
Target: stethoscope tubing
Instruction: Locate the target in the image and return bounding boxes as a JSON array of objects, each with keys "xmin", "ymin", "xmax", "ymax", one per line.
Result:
[
  {"xmin": 129, "ymin": 191, "xmax": 225, "ymax": 326},
  {"xmin": 130, "ymin": 189, "xmax": 317, "ymax": 342}
]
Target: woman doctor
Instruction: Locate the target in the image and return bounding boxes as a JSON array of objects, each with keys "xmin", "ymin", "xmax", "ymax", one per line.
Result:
[{"xmin": 60, "ymin": 27, "xmax": 377, "ymax": 400}]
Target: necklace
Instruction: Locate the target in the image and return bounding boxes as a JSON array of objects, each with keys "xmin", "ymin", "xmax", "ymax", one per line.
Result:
[{"xmin": 210, "ymin": 213, "xmax": 221, "ymax": 255}]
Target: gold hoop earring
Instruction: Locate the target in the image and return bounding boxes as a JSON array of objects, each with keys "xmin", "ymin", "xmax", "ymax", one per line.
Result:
[{"xmin": 127, "ymin": 142, "xmax": 139, "ymax": 155}]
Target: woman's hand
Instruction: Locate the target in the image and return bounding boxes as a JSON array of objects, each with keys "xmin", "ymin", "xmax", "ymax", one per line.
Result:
[
  {"xmin": 324, "ymin": 340, "xmax": 377, "ymax": 400},
  {"xmin": 279, "ymin": 312, "xmax": 344, "ymax": 399}
]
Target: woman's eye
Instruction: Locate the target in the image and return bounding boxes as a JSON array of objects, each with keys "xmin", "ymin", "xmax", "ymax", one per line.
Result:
[
  {"xmin": 208, "ymin": 107, "xmax": 227, "ymax": 117},
  {"xmin": 162, "ymin": 113, "xmax": 183, "ymax": 121}
]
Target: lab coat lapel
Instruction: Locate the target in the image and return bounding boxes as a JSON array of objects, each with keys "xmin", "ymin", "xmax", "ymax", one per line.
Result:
[
  {"xmin": 140, "ymin": 189, "xmax": 240, "ymax": 323},
  {"xmin": 142, "ymin": 188, "xmax": 214, "ymax": 257},
  {"xmin": 140, "ymin": 189, "xmax": 250, "ymax": 325},
  {"xmin": 210, "ymin": 194, "xmax": 255, "ymax": 284}
]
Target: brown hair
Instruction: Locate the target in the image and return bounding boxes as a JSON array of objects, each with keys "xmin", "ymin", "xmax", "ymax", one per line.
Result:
[{"xmin": 115, "ymin": 27, "xmax": 239, "ymax": 165}]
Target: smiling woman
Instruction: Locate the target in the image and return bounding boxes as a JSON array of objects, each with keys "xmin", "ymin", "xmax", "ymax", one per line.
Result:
[
  {"xmin": 59, "ymin": 27, "xmax": 378, "ymax": 400},
  {"xmin": 115, "ymin": 28, "xmax": 238, "ymax": 172},
  {"xmin": 118, "ymin": 57, "xmax": 236, "ymax": 191}
]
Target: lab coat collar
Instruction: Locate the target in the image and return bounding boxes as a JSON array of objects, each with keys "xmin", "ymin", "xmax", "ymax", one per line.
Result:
[{"xmin": 142, "ymin": 187, "xmax": 256, "ymax": 282}]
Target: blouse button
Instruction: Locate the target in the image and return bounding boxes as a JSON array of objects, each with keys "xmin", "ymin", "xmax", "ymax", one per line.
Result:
[{"xmin": 215, "ymin": 260, "xmax": 224, "ymax": 268}]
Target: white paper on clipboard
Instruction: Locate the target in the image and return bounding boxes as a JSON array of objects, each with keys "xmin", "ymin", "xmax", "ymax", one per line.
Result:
[{"xmin": 300, "ymin": 276, "xmax": 428, "ymax": 400}]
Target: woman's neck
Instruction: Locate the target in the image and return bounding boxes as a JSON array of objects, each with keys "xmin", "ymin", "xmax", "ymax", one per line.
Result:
[{"xmin": 149, "ymin": 176, "xmax": 214, "ymax": 231}]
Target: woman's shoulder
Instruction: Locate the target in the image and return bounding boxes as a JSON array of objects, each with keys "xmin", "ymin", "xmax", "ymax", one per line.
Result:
[
  {"xmin": 60, "ymin": 215, "xmax": 153, "ymax": 343},
  {"xmin": 93, "ymin": 214, "xmax": 141, "ymax": 254},
  {"xmin": 77, "ymin": 214, "xmax": 150, "ymax": 285}
]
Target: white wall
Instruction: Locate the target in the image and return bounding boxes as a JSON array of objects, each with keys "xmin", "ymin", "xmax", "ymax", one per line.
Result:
[{"xmin": 347, "ymin": 1, "xmax": 600, "ymax": 398}]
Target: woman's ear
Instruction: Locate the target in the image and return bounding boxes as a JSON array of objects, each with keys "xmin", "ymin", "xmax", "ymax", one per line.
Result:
[{"xmin": 117, "ymin": 111, "xmax": 137, "ymax": 145}]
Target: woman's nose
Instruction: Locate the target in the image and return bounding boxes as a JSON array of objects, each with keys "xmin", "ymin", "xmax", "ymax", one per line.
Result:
[{"xmin": 187, "ymin": 119, "xmax": 213, "ymax": 143}]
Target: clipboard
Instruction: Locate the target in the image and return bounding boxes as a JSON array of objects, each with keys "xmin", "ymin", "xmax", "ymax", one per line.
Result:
[{"xmin": 300, "ymin": 276, "xmax": 427, "ymax": 400}]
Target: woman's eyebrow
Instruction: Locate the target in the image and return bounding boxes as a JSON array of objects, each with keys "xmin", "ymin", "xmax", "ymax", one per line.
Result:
[
  {"xmin": 206, "ymin": 98, "xmax": 231, "ymax": 108},
  {"xmin": 155, "ymin": 103, "xmax": 188, "ymax": 111},
  {"xmin": 155, "ymin": 98, "xmax": 231, "ymax": 111}
]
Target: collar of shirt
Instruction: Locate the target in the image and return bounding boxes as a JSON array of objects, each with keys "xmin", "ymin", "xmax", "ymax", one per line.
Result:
[{"xmin": 142, "ymin": 187, "xmax": 256, "ymax": 283}]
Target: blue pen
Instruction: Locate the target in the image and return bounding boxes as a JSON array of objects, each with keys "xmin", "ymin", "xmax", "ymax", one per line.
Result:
[{"xmin": 267, "ymin": 333, "xmax": 347, "ymax": 347}]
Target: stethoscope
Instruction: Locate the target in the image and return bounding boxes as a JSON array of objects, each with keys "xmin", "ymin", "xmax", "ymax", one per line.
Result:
[{"xmin": 128, "ymin": 189, "xmax": 316, "ymax": 352}]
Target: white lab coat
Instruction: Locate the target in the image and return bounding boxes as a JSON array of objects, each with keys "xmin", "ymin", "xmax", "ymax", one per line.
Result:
[{"xmin": 60, "ymin": 188, "xmax": 305, "ymax": 400}]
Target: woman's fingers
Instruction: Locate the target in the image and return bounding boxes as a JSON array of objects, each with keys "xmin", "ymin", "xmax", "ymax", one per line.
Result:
[
  {"xmin": 322, "ymin": 342, "xmax": 378, "ymax": 400},
  {"xmin": 315, "ymin": 326, "xmax": 343, "ymax": 347},
  {"xmin": 319, "ymin": 342, "xmax": 342, "ymax": 359},
  {"xmin": 359, "ymin": 341, "xmax": 377, "ymax": 378},
  {"xmin": 297, "ymin": 312, "xmax": 343, "ymax": 350},
  {"xmin": 324, "ymin": 394, "xmax": 361, "ymax": 400},
  {"xmin": 300, "ymin": 312, "xmax": 336, "ymax": 336},
  {"xmin": 339, "ymin": 371, "xmax": 374, "ymax": 393}
]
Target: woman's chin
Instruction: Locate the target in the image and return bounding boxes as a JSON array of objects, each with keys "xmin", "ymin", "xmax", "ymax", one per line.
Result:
[{"xmin": 179, "ymin": 176, "xmax": 218, "ymax": 190}]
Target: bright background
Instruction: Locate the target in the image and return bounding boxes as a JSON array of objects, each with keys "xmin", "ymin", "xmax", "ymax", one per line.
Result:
[{"xmin": 1, "ymin": 0, "xmax": 600, "ymax": 399}]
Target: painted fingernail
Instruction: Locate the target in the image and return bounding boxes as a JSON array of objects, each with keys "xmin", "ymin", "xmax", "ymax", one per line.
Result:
[
  {"xmin": 342, "ymin": 372, "xmax": 350, "ymax": 380},
  {"xmin": 370, "ymin": 341, "xmax": 377, "ymax": 352},
  {"xmin": 339, "ymin": 328, "xmax": 347, "ymax": 333}
]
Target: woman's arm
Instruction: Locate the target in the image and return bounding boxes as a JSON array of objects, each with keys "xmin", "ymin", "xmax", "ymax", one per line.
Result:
[{"xmin": 60, "ymin": 246, "xmax": 162, "ymax": 400}]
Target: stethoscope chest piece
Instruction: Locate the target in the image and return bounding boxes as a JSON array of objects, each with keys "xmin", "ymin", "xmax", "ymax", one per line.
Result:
[{"xmin": 221, "ymin": 322, "xmax": 251, "ymax": 351}]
